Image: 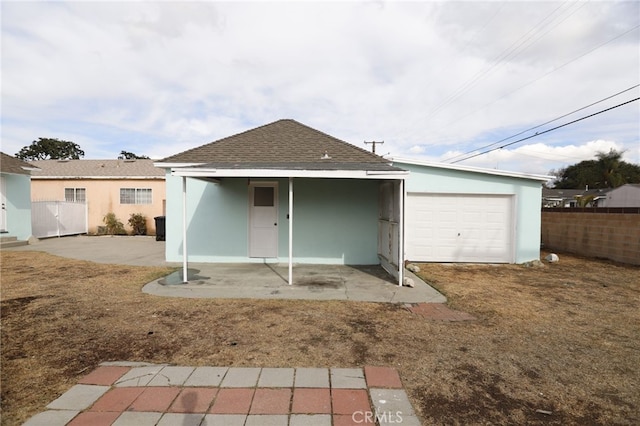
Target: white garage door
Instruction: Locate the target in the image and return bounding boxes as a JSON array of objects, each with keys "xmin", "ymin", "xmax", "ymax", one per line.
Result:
[{"xmin": 406, "ymin": 193, "xmax": 514, "ymax": 263}]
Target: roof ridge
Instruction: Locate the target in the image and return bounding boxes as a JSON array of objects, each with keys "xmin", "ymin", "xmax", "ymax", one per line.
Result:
[
  {"xmin": 160, "ymin": 119, "xmax": 290, "ymax": 162},
  {"xmin": 160, "ymin": 119, "xmax": 389, "ymax": 164},
  {"xmin": 286, "ymin": 119, "xmax": 387, "ymax": 163}
]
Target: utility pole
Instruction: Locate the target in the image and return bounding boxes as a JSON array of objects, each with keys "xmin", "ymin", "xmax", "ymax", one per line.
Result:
[{"xmin": 364, "ymin": 140, "xmax": 384, "ymax": 154}]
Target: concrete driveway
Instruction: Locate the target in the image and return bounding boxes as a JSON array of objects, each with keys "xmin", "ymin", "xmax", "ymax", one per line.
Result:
[{"xmin": 6, "ymin": 235, "xmax": 167, "ymax": 267}]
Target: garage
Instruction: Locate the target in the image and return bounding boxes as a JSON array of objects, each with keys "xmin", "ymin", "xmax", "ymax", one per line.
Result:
[
  {"xmin": 393, "ymin": 157, "xmax": 550, "ymax": 265},
  {"xmin": 405, "ymin": 193, "xmax": 514, "ymax": 263}
]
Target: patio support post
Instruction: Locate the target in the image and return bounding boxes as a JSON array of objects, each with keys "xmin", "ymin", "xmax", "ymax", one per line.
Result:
[
  {"xmin": 182, "ymin": 176, "xmax": 188, "ymax": 283},
  {"xmin": 288, "ymin": 177, "xmax": 293, "ymax": 285},
  {"xmin": 398, "ymin": 178, "xmax": 405, "ymax": 287}
]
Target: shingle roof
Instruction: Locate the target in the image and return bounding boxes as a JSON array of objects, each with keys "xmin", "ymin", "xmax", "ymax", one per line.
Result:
[
  {"xmin": 160, "ymin": 119, "xmax": 396, "ymax": 171},
  {"xmin": 0, "ymin": 152, "xmax": 39, "ymax": 175},
  {"xmin": 29, "ymin": 159, "xmax": 165, "ymax": 178}
]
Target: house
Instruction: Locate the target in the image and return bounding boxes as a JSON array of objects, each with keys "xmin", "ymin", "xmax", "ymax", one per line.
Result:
[
  {"xmin": 156, "ymin": 119, "xmax": 550, "ymax": 285},
  {"xmin": 30, "ymin": 159, "xmax": 166, "ymax": 235},
  {"xmin": 598, "ymin": 184, "xmax": 640, "ymax": 207},
  {"xmin": 542, "ymin": 188, "xmax": 586, "ymax": 208},
  {"xmin": 542, "ymin": 185, "xmax": 639, "ymax": 208},
  {"xmin": 0, "ymin": 152, "xmax": 40, "ymax": 242}
]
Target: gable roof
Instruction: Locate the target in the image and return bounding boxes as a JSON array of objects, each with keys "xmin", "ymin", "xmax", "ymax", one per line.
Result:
[
  {"xmin": 0, "ymin": 152, "xmax": 40, "ymax": 175},
  {"xmin": 159, "ymin": 119, "xmax": 400, "ymax": 171},
  {"xmin": 30, "ymin": 159, "xmax": 165, "ymax": 179}
]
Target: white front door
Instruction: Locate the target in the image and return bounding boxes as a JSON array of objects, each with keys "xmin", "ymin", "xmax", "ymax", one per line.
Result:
[
  {"xmin": 0, "ymin": 176, "xmax": 7, "ymax": 232},
  {"xmin": 249, "ymin": 182, "xmax": 278, "ymax": 258}
]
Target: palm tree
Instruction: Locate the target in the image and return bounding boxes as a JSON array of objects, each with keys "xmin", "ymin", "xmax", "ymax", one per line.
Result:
[{"xmin": 595, "ymin": 149, "xmax": 625, "ymax": 188}]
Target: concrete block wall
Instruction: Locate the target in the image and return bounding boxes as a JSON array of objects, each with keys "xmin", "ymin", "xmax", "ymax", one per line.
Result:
[{"xmin": 541, "ymin": 209, "xmax": 640, "ymax": 265}]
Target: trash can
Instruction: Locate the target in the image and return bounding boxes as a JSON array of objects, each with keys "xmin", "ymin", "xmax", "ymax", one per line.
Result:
[{"xmin": 154, "ymin": 216, "xmax": 166, "ymax": 241}]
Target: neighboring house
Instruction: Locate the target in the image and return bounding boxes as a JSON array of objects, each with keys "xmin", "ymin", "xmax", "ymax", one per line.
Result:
[
  {"xmin": 30, "ymin": 159, "xmax": 165, "ymax": 235},
  {"xmin": 542, "ymin": 188, "xmax": 585, "ymax": 208},
  {"xmin": 598, "ymin": 184, "xmax": 640, "ymax": 207},
  {"xmin": 0, "ymin": 152, "xmax": 39, "ymax": 241},
  {"xmin": 155, "ymin": 119, "xmax": 549, "ymax": 285},
  {"xmin": 541, "ymin": 187, "xmax": 636, "ymax": 208}
]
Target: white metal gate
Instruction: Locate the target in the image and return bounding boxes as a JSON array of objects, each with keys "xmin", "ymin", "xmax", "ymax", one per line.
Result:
[{"xmin": 32, "ymin": 200, "xmax": 88, "ymax": 238}]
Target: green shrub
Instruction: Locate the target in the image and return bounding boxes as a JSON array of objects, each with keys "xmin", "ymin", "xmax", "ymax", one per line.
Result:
[
  {"xmin": 103, "ymin": 212, "xmax": 126, "ymax": 235},
  {"xmin": 128, "ymin": 213, "xmax": 147, "ymax": 236}
]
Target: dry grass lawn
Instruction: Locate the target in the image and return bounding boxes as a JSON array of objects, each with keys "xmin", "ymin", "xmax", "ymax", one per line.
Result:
[{"xmin": 1, "ymin": 250, "xmax": 639, "ymax": 425}]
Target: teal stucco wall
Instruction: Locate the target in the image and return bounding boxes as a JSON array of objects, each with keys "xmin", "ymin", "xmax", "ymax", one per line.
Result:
[
  {"xmin": 164, "ymin": 174, "xmax": 379, "ymax": 264},
  {"xmin": 1, "ymin": 173, "xmax": 33, "ymax": 240},
  {"xmin": 398, "ymin": 162, "xmax": 544, "ymax": 263}
]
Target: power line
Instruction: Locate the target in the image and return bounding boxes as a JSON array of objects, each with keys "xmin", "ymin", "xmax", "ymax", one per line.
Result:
[
  {"xmin": 435, "ymin": 22, "xmax": 640, "ymax": 139},
  {"xmin": 443, "ymin": 84, "xmax": 640, "ymax": 162},
  {"xmin": 450, "ymin": 97, "xmax": 640, "ymax": 164},
  {"xmin": 423, "ymin": 1, "xmax": 585, "ymax": 122}
]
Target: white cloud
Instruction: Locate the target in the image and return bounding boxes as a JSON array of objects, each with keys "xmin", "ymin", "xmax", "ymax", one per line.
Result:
[
  {"xmin": 1, "ymin": 1, "xmax": 638, "ymax": 170},
  {"xmin": 432, "ymin": 139, "xmax": 637, "ymax": 176}
]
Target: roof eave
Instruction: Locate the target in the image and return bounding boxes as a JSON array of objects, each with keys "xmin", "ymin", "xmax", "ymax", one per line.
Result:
[
  {"xmin": 31, "ymin": 176, "xmax": 165, "ymax": 180},
  {"xmin": 154, "ymin": 162, "xmax": 206, "ymax": 169},
  {"xmin": 391, "ymin": 156, "xmax": 552, "ymax": 182},
  {"xmin": 170, "ymin": 167, "xmax": 408, "ymax": 180}
]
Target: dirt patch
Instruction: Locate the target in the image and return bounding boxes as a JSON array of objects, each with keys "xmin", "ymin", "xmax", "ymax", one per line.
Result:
[{"xmin": 1, "ymin": 250, "xmax": 639, "ymax": 425}]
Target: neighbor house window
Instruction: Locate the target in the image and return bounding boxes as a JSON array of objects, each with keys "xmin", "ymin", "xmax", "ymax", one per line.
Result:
[
  {"xmin": 120, "ymin": 188, "xmax": 152, "ymax": 204},
  {"xmin": 65, "ymin": 188, "xmax": 86, "ymax": 202}
]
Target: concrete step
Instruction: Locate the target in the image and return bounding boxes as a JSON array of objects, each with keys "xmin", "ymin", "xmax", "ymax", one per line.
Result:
[{"xmin": 0, "ymin": 236, "xmax": 29, "ymax": 248}]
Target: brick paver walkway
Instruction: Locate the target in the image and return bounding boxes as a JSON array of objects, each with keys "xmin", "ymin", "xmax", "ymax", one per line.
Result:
[
  {"xmin": 406, "ymin": 303, "xmax": 476, "ymax": 321},
  {"xmin": 24, "ymin": 364, "xmax": 421, "ymax": 426}
]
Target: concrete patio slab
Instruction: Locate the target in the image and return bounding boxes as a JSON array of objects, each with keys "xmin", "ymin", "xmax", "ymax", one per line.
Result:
[
  {"xmin": 330, "ymin": 367, "xmax": 367, "ymax": 389},
  {"xmin": 183, "ymin": 367, "xmax": 228, "ymax": 387},
  {"xmin": 201, "ymin": 414, "xmax": 247, "ymax": 425},
  {"xmin": 23, "ymin": 410, "xmax": 80, "ymax": 426},
  {"xmin": 258, "ymin": 367, "xmax": 295, "ymax": 387},
  {"xmin": 289, "ymin": 414, "xmax": 332, "ymax": 426},
  {"xmin": 369, "ymin": 388, "xmax": 419, "ymax": 423},
  {"xmin": 46, "ymin": 384, "xmax": 110, "ymax": 411},
  {"xmin": 144, "ymin": 263, "xmax": 446, "ymax": 303},
  {"xmin": 114, "ymin": 366, "xmax": 164, "ymax": 387},
  {"xmin": 219, "ymin": 367, "xmax": 261, "ymax": 388},
  {"xmin": 294, "ymin": 367, "xmax": 330, "ymax": 388},
  {"xmin": 146, "ymin": 366, "xmax": 195, "ymax": 386}
]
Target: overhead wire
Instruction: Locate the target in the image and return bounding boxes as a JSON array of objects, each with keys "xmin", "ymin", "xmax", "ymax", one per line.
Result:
[
  {"xmin": 436, "ymin": 22, "xmax": 640, "ymax": 142},
  {"xmin": 450, "ymin": 97, "xmax": 640, "ymax": 164},
  {"xmin": 443, "ymin": 84, "xmax": 640, "ymax": 162},
  {"xmin": 423, "ymin": 1, "xmax": 584, "ymax": 122}
]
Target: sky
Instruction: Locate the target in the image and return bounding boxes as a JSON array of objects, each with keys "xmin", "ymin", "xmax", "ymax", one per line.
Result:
[{"xmin": 2, "ymin": 0, "xmax": 639, "ymax": 177}]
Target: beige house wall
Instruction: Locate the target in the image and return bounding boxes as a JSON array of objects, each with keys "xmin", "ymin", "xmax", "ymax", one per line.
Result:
[{"xmin": 31, "ymin": 179, "xmax": 165, "ymax": 235}]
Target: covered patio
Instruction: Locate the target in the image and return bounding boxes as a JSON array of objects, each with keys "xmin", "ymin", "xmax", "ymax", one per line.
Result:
[
  {"xmin": 143, "ymin": 262, "xmax": 445, "ymax": 303},
  {"xmin": 156, "ymin": 119, "xmax": 410, "ymax": 287}
]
